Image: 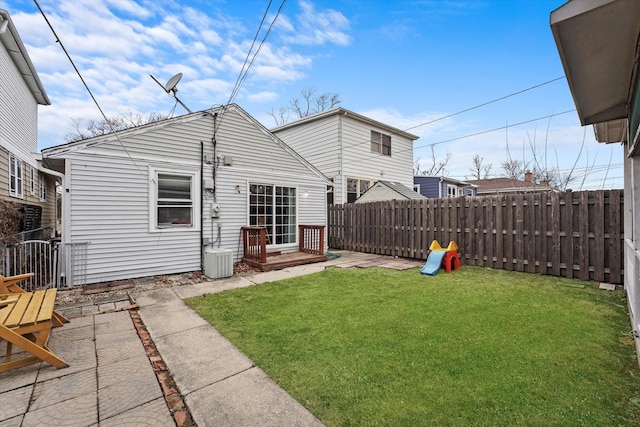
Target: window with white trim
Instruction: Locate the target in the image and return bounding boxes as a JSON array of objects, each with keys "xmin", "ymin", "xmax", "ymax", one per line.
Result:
[
  {"xmin": 447, "ymin": 184, "xmax": 459, "ymax": 198},
  {"xmin": 347, "ymin": 177, "xmax": 373, "ymax": 203},
  {"xmin": 371, "ymin": 130, "xmax": 391, "ymax": 156},
  {"xmin": 39, "ymin": 172, "xmax": 46, "ymax": 201},
  {"xmin": 30, "ymin": 168, "xmax": 35, "ymax": 195},
  {"xmin": 249, "ymin": 183, "xmax": 297, "ymax": 245},
  {"xmin": 9, "ymin": 153, "xmax": 23, "ymax": 198},
  {"xmin": 149, "ymin": 168, "xmax": 199, "ymax": 231}
]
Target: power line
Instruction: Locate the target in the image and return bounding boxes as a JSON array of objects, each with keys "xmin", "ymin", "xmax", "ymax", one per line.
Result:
[
  {"xmin": 34, "ymin": 0, "xmax": 146, "ymax": 177},
  {"xmin": 323, "ymin": 76, "xmax": 569, "ymax": 158},
  {"xmin": 404, "ymin": 76, "xmax": 566, "ymax": 132},
  {"xmin": 219, "ymin": 0, "xmax": 286, "ymax": 127}
]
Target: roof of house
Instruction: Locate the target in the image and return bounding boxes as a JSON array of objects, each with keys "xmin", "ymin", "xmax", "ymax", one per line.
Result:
[
  {"xmin": 356, "ymin": 180, "xmax": 426, "ymax": 203},
  {"xmin": 414, "ymin": 175, "xmax": 477, "ymax": 187},
  {"xmin": 550, "ymin": 0, "xmax": 640, "ymax": 143},
  {"xmin": 271, "ymin": 107, "xmax": 420, "ymax": 141},
  {"xmin": 0, "ymin": 9, "xmax": 50, "ymax": 105},
  {"xmin": 466, "ymin": 177, "xmax": 551, "ymax": 194},
  {"xmin": 41, "ymin": 104, "xmax": 331, "ymax": 184}
]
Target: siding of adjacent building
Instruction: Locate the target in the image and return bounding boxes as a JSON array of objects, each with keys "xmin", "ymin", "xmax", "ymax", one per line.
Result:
[
  {"xmin": 1, "ymin": 17, "xmax": 56, "ymax": 232},
  {"xmin": 45, "ymin": 105, "xmax": 327, "ymax": 284},
  {"xmin": 273, "ymin": 109, "xmax": 416, "ymax": 204}
]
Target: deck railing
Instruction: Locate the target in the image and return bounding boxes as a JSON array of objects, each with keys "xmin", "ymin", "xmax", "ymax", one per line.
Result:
[
  {"xmin": 241, "ymin": 225, "xmax": 325, "ymax": 263},
  {"xmin": 241, "ymin": 227, "xmax": 267, "ymax": 264},
  {"xmin": 299, "ymin": 225, "xmax": 325, "ymax": 256}
]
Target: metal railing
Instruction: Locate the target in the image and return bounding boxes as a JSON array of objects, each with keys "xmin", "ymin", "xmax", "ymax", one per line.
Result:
[{"xmin": 2, "ymin": 240, "xmax": 89, "ymax": 290}]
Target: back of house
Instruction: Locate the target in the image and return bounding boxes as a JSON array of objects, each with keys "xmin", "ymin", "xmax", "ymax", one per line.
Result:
[{"xmin": 42, "ymin": 104, "xmax": 329, "ymax": 285}]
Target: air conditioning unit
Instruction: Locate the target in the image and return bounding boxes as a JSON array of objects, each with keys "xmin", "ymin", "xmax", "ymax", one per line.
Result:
[{"xmin": 204, "ymin": 248, "xmax": 233, "ymax": 279}]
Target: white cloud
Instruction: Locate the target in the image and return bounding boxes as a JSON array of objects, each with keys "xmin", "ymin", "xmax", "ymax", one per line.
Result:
[{"xmin": 279, "ymin": 0, "xmax": 350, "ymax": 46}]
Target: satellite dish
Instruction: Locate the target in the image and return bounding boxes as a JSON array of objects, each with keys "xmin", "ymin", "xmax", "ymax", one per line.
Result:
[
  {"xmin": 149, "ymin": 72, "xmax": 193, "ymax": 114},
  {"xmin": 164, "ymin": 73, "xmax": 183, "ymax": 93}
]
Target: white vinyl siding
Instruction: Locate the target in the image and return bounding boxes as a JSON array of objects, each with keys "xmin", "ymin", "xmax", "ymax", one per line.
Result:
[
  {"xmin": 0, "ymin": 41, "xmax": 39, "ymax": 166},
  {"xmin": 274, "ymin": 111, "xmax": 415, "ymax": 205},
  {"xmin": 45, "ymin": 105, "xmax": 327, "ymax": 284}
]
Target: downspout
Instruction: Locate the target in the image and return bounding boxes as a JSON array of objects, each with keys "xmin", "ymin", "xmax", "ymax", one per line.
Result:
[
  {"xmin": 439, "ymin": 177, "xmax": 443, "ymax": 198},
  {"xmin": 339, "ymin": 111, "xmax": 346, "ymax": 203},
  {"xmin": 39, "ymin": 161, "xmax": 64, "ymax": 236},
  {"xmin": 200, "ymin": 141, "xmax": 204, "ymax": 272},
  {"xmin": 211, "ymin": 113, "xmax": 221, "ymax": 248}
]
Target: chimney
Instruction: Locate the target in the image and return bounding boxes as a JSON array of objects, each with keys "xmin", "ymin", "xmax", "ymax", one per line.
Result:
[
  {"xmin": 524, "ymin": 171, "xmax": 533, "ymax": 183},
  {"xmin": 540, "ymin": 179, "xmax": 548, "ymax": 187}
]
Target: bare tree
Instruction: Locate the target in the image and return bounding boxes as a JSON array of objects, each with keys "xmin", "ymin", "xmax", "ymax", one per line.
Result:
[
  {"xmin": 64, "ymin": 112, "xmax": 168, "ymax": 142},
  {"xmin": 468, "ymin": 154, "xmax": 492, "ymax": 180},
  {"xmin": 269, "ymin": 87, "xmax": 341, "ymax": 126},
  {"xmin": 414, "ymin": 146, "xmax": 452, "ymax": 176},
  {"xmin": 500, "ymin": 158, "xmax": 527, "ymax": 180}
]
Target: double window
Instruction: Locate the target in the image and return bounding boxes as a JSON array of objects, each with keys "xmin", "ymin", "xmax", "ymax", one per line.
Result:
[
  {"xmin": 447, "ymin": 184, "xmax": 459, "ymax": 198},
  {"xmin": 371, "ymin": 130, "xmax": 391, "ymax": 156},
  {"xmin": 149, "ymin": 167, "xmax": 198, "ymax": 231},
  {"xmin": 9, "ymin": 153, "xmax": 23, "ymax": 198},
  {"xmin": 249, "ymin": 183, "xmax": 297, "ymax": 245},
  {"xmin": 347, "ymin": 177, "xmax": 372, "ymax": 203}
]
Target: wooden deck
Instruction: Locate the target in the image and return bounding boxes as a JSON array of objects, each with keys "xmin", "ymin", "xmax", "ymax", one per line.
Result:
[{"xmin": 243, "ymin": 251, "xmax": 328, "ymax": 272}]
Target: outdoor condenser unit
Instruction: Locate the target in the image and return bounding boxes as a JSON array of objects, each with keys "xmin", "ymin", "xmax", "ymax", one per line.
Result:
[{"xmin": 204, "ymin": 248, "xmax": 233, "ymax": 279}]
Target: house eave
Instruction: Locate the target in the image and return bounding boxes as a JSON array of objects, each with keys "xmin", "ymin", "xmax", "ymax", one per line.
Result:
[
  {"xmin": 0, "ymin": 9, "xmax": 50, "ymax": 106},
  {"xmin": 272, "ymin": 107, "xmax": 420, "ymax": 141},
  {"xmin": 550, "ymin": 0, "xmax": 640, "ymax": 128}
]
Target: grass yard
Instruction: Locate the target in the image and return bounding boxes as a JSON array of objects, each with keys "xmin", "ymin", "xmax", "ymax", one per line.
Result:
[{"xmin": 186, "ymin": 266, "xmax": 640, "ymax": 426}]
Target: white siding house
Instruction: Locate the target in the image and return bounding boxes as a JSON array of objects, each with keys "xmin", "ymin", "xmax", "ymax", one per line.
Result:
[
  {"xmin": 550, "ymin": 0, "xmax": 640, "ymax": 362},
  {"xmin": 0, "ymin": 9, "xmax": 59, "ymax": 235},
  {"xmin": 272, "ymin": 108, "xmax": 418, "ymax": 204},
  {"xmin": 42, "ymin": 104, "xmax": 329, "ymax": 285}
]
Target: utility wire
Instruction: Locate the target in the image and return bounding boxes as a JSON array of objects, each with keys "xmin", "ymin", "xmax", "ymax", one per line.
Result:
[
  {"xmin": 219, "ymin": 0, "xmax": 286, "ymax": 127},
  {"xmin": 341, "ymin": 110, "xmax": 576, "ymax": 172},
  {"xmin": 34, "ymin": 0, "xmax": 146, "ymax": 177},
  {"xmin": 226, "ymin": 0, "xmax": 274, "ymax": 106},
  {"xmin": 404, "ymin": 76, "xmax": 566, "ymax": 132},
  {"xmin": 326, "ymin": 76, "xmax": 568, "ymax": 156}
]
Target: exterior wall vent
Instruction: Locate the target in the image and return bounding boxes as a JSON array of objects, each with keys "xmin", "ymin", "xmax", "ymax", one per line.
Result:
[{"xmin": 204, "ymin": 248, "xmax": 233, "ymax": 279}]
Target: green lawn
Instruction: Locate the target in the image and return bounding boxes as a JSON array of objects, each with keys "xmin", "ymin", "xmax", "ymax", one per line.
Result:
[{"xmin": 186, "ymin": 266, "xmax": 640, "ymax": 426}]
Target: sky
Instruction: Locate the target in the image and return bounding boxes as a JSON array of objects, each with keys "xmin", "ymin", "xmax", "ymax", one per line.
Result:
[{"xmin": 1, "ymin": 0, "xmax": 624, "ymax": 190}]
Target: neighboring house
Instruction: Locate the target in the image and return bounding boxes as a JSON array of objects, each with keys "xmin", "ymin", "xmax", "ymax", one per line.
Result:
[
  {"xmin": 550, "ymin": 0, "xmax": 640, "ymax": 360},
  {"xmin": 0, "ymin": 9, "xmax": 60, "ymax": 238},
  {"xmin": 413, "ymin": 176, "xmax": 477, "ymax": 198},
  {"xmin": 272, "ymin": 108, "xmax": 419, "ymax": 204},
  {"xmin": 41, "ymin": 104, "xmax": 330, "ymax": 285},
  {"xmin": 467, "ymin": 172, "xmax": 551, "ymax": 195},
  {"xmin": 355, "ymin": 180, "xmax": 426, "ymax": 203}
]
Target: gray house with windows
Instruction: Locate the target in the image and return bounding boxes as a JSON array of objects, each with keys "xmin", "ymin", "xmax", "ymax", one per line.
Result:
[
  {"xmin": 0, "ymin": 9, "xmax": 59, "ymax": 238},
  {"xmin": 272, "ymin": 108, "xmax": 419, "ymax": 204},
  {"xmin": 413, "ymin": 176, "xmax": 477, "ymax": 198},
  {"xmin": 41, "ymin": 104, "xmax": 329, "ymax": 284}
]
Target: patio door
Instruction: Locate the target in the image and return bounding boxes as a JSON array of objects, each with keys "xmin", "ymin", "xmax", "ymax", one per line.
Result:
[{"xmin": 249, "ymin": 183, "xmax": 297, "ymax": 245}]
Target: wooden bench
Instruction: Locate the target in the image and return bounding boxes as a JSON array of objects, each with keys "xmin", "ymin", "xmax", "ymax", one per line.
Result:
[{"xmin": 0, "ymin": 289, "xmax": 69, "ymax": 373}]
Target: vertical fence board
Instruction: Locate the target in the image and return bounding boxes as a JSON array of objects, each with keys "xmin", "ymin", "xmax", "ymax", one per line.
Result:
[
  {"xmin": 593, "ymin": 192, "xmax": 605, "ymax": 282},
  {"xmin": 563, "ymin": 191, "xmax": 574, "ymax": 279},
  {"xmin": 579, "ymin": 191, "xmax": 590, "ymax": 280}
]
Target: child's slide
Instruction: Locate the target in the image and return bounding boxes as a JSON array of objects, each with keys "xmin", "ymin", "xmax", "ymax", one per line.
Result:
[{"xmin": 420, "ymin": 251, "xmax": 447, "ymax": 276}]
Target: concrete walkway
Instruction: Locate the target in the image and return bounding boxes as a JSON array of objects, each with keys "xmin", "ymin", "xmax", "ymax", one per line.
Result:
[{"xmin": 0, "ymin": 251, "xmax": 423, "ymax": 426}]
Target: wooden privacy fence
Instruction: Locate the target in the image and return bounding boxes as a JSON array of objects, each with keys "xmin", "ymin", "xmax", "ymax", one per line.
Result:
[{"xmin": 328, "ymin": 190, "xmax": 624, "ymax": 284}]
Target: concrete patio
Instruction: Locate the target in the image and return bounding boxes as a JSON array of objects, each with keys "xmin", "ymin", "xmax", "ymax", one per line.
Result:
[{"xmin": 0, "ymin": 251, "xmax": 423, "ymax": 426}]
